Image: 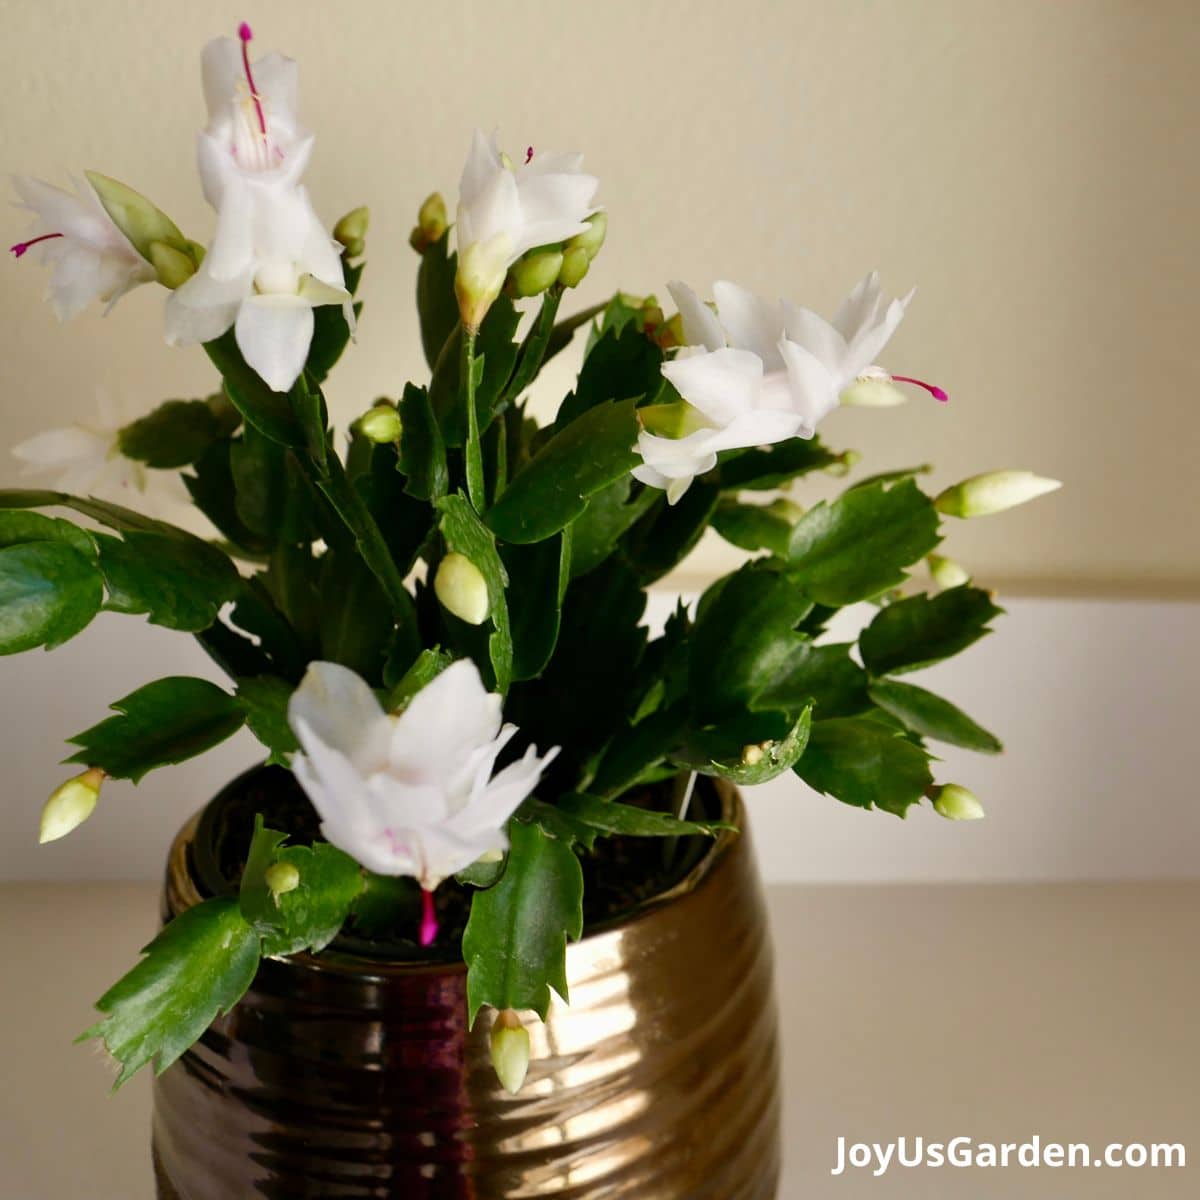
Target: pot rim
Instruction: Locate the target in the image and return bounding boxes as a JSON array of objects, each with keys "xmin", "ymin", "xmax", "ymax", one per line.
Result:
[{"xmin": 163, "ymin": 769, "xmax": 743, "ymax": 980}]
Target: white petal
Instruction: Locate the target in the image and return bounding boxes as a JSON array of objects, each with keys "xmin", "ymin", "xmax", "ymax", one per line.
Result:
[
  {"xmin": 832, "ymin": 270, "xmax": 882, "ymax": 340},
  {"xmin": 844, "ymin": 295, "xmax": 911, "ymax": 377},
  {"xmin": 778, "ymin": 339, "xmax": 841, "ymax": 435},
  {"xmin": 234, "ymin": 294, "xmax": 314, "ymax": 393},
  {"xmin": 288, "ymin": 661, "xmax": 389, "ymax": 765},
  {"xmin": 459, "ymin": 129, "xmax": 504, "ymax": 207},
  {"xmin": 781, "ymin": 302, "xmax": 848, "ymax": 369},
  {"xmin": 164, "ymin": 267, "xmax": 249, "ymax": 346},
  {"xmin": 11, "ymin": 427, "xmax": 106, "ymax": 470},
  {"xmin": 448, "ymin": 744, "xmax": 559, "ymax": 840},
  {"xmin": 712, "ymin": 281, "xmax": 786, "ymax": 368},
  {"xmin": 662, "ymin": 347, "xmax": 763, "ymax": 427},
  {"xmin": 387, "ymin": 660, "xmax": 502, "ymax": 775},
  {"xmin": 667, "ymin": 281, "xmax": 726, "ymax": 352}
]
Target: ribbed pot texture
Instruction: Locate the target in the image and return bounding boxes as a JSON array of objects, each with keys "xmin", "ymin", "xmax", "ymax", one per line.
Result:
[{"xmin": 151, "ymin": 775, "xmax": 781, "ymax": 1199}]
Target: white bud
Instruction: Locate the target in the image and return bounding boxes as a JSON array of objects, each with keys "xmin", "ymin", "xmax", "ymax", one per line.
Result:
[
  {"xmin": 740, "ymin": 744, "xmax": 765, "ymax": 767},
  {"xmin": 927, "ymin": 553, "xmax": 970, "ymax": 589},
  {"xmin": 931, "ymin": 784, "xmax": 985, "ymax": 821},
  {"xmin": 936, "ymin": 470, "xmax": 1062, "ymax": 518},
  {"xmin": 490, "ymin": 1009, "xmax": 531, "ymax": 1094},
  {"xmin": 435, "ymin": 553, "xmax": 490, "ymax": 625},
  {"xmin": 39, "ymin": 768, "xmax": 104, "ymax": 844}
]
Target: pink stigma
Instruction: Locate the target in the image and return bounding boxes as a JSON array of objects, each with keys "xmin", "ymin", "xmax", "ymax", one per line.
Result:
[
  {"xmin": 238, "ymin": 22, "xmax": 267, "ymax": 137},
  {"xmin": 891, "ymin": 375, "xmax": 949, "ymax": 403},
  {"xmin": 10, "ymin": 232, "xmax": 64, "ymax": 258},
  {"xmin": 419, "ymin": 888, "xmax": 439, "ymax": 947},
  {"xmin": 525, "ymin": 146, "xmax": 534, "ymax": 164}
]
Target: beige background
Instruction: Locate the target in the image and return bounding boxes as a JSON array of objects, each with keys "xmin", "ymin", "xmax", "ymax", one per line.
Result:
[{"xmin": 2, "ymin": 0, "xmax": 1198, "ymax": 592}]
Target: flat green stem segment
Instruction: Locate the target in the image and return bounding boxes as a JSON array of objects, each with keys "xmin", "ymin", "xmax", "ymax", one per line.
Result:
[
  {"xmin": 82, "ymin": 896, "xmax": 260, "ymax": 1088},
  {"xmin": 463, "ymin": 330, "xmax": 486, "ymax": 512},
  {"xmin": 502, "ymin": 289, "xmax": 562, "ymax": 405},
  {"xmin": 463, "ymin": 819, "xmax": 583, "ymax": 1025},
  {"xmin": 313, "ymin": 451, "xmax": 412, "ymax": 620}
]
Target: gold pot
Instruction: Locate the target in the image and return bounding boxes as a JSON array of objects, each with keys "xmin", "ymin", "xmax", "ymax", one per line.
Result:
[{"xmin": 152, "ymin": 772, "xmax": 781, "ymax": 1198}]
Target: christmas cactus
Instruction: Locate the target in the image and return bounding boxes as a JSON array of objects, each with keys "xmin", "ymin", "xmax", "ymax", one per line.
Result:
[{"xmin": 5, "ymin": 25, "xmax": 1058, "ymax": 1093}]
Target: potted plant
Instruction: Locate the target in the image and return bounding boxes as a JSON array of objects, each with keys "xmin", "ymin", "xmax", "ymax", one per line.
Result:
[{"xmin": 5, "ymin": 23, "xmax": 1059, "ymax": 1199}]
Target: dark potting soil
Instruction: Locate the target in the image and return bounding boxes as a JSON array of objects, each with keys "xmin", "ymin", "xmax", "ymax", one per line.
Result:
[{"xmin": 189, "ymin": 765, "xmax": 719, "ymax": 962}]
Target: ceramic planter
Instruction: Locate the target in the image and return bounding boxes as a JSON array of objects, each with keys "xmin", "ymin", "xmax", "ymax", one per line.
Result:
[{"xmin": 151, "ymin": 770, "xmax": 781, "ymax": 1199}]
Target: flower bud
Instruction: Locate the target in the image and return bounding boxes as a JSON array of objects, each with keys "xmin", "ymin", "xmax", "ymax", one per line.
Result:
[
  {"xmin": 567, "ymin": 212, "xmax": 607, "ymax": 261},
  {"xmin": 935, "ymin": 470, "xmax": 1062, "ymax": 518},
  {"xmin": 84, "ymin": 171, "xmax": 190, "ymax": 264},
  {"xmin": 927, "ymin": 553, "xmax": 970, "ymax": 589},
  {"xmin": 839, "ymin": 376, "xmax": 907, "ymax": 407},
  {"xmin": 39, "ymin": 768, "xmax": 104, "ymax": 844},
  {"xmin": 930, "ymin": 784, "xmax": 985, "ymax": 821},
  {"xmin": 359, "ymin": 403, "xmax": 402, "ymax": 444},
  {"xmin": 653, "ymin": 312, "xmax": 685, "ymax": 350},
  {"xmin": 147, "ymin": 241, "xmax": 196, "ymax": 289},
  {"xmin": 509, "ymin": 247, "xmax": 564, "ymax": 298},
  {"xmin": 456, "ymin": 239, "xmax": 508, "ymax": 331},
  {"xmin": 435, "ymin": 553, "xmax": 490, "ymax": 625},
  {"xmin": 557, "ymin": 245, "xmax": 591, "ymax": 289},
  {"xmin": 409, "ymin": 192, "xmax": 448, "ymax": 252},
  {"xmin": 490, "ymin": 1009, "xmax": 531, "ymax": 1095},
  {"xmin": 264, "ymin": 861, "xmax": 301, "ymax": 898},
  {"xmin": 333, "ymin": 206, "xmax": 369, "ymax": 257}
]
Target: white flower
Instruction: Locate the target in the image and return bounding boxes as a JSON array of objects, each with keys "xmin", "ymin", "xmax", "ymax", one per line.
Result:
[
  {"xmin": 633, "ymin": 274, "xmax": 918, "ymax": 503},
  {"xmin": 164, "ymin": 26, "xmax": 350, "ymax": 393},
  {"xmin": 454, "ymin": 130, "xmax": 600, "ymax": 328},
  {"xmin": 9, "ymin": 175, "xmax": 154, "ymax": 320},
  {"xmin": 287, "ymin": 659, "xmax": 559, "ymax": 889},
  {"xmin": 11, "ymin": 389, "xmax": 196, "ymax": 511},
  {"xmin": 12, "ymin": 390, "xmax": 147, "ymax": 496}
]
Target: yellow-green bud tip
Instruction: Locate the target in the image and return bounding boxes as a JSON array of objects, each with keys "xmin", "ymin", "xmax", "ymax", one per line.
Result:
[
  {"xmin": 333, "ymin": 206, "xmax": 369, "ymax": 255},
  {"xmin": 931, "ymin": 784, "xmax": 985, "ymax": 821},
  {"xmin": 147, "ymin": 241, "xmax": 196, "ymax": 289},
  {"xmin": 936, "ymin": 470, "xmax": 1062, "ymax": 518},
  {"xmin": 264, "ymin": 861, "xmax": 301, "ymax": 897},
  {"xmin": 490, "ymin": 1009, "xmax": 531, "ymax": 1095},
  {"xmin": 740, "ymin": 744, "xmax": 765, "ymax": 767},
  {"xmin": 927, "ymin": 553, "xmax": 970, "ymax": 589},
  {"xmin": 359, "ymin": 404, "xmax": 402, "ymax": 444},
  {"xmin": 567, "ymin": 212, "xmax": 607, "ymax": 261},
  {"xmin": 39, "ymin": 768, "xmax": 104, "ymax": 844},
  {"xmin": 557, "ymin": 245, "xmax": 590, "ymax": 289},
  {"xmin": 435, "ymin": 553, "xmax": 490, "ymax": 625},
  {"xmin": 409, "ymin": 193, "xmax": 448, "ymax": 253},
  {"xmin": 509, "ymin": 248, "xmax": 564, "ymax": 298}
]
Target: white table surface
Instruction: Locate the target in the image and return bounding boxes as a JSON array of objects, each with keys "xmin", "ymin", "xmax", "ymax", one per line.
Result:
[{"xmin": 2, "ymin": 881, "xmax": 1197, "ymax": 1198}]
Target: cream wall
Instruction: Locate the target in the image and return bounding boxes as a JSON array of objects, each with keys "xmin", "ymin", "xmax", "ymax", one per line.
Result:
[{"xmin": 2, "ymin": 0, "xmax": 1198, "ymax": 592}]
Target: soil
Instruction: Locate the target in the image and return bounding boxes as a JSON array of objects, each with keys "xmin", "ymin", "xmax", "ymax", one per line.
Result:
[{"xmin": 188, "ymin": 765, "xmax": 721, "ymax": 962}]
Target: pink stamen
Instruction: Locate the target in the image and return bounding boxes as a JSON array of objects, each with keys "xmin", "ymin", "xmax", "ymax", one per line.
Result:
[
  {"xmin": 10, "ymin": 232, "xmax": 64, "ymax": 258},
  {"xmin": 525, "ymin": 146, "xmax": 534, "ymax": 164},
  {"xmin": 891, "ymin": 375, "xmax": 949, "ymax": 403},
  {"xmin": 238, "ymin": 22, "xmax": 268, "ymax": 138},
  {"xmin": 419, "ymin": 888, "xmax": 439, "ymax": 947}
]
